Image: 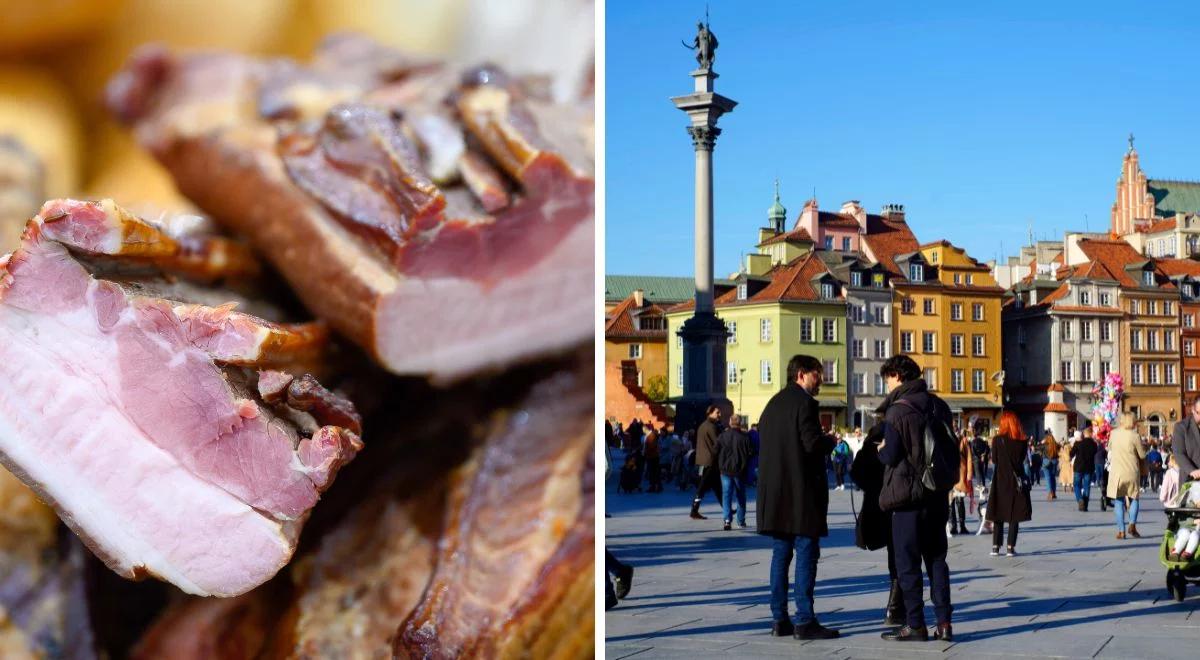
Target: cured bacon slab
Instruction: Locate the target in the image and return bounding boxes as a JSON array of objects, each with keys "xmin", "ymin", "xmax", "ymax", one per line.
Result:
[
  {"xmin": 107, "ymin": 36, "xmax": 594, "ymax": 380},
  {"xmin": 0, "ymin": 198, "xmax": 361, "ymax": 597}
]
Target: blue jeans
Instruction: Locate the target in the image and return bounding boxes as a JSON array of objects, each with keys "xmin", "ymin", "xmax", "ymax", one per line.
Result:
[
  {"xmin": 1044, "ymin": 459, "xmax": 1058, "ymax": 495},
  {"xmin": 720, "ymin": 474, "xmax": 746, "ymax": 525},
  {"xmin": 1094, "ymin": 465, "xmax": 1104, "ymax": 488},
  {"xmin": 769, "ymin": 534, "xmax": 820, "ymax": 625},
  {"xmin": 1074, "ymin": 472, "xmax": 1092, "ymax": 501},
  {"xmin": 1114, "ymin": 497, "xmax": 1140, "ymax": 531}
]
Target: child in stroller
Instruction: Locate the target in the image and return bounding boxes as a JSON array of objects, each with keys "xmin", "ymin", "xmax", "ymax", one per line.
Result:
[{"xmin": 1162, "ymin": 480, "xmax": 1200, "ymax": 600}]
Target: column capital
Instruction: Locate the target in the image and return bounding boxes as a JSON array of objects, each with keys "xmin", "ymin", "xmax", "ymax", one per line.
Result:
[{"xmin": 687, "ymin": 125, "xmax": 722, "ymax": 151}]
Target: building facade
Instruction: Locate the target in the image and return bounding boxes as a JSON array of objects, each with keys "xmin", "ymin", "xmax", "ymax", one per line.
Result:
[
  {"xmin": 604, "ymin": 290, "xmax": 670, "ymax": 426},
  {"xmin": 836, "ymin": 257, "xmax": 895, "ymax": 430}
]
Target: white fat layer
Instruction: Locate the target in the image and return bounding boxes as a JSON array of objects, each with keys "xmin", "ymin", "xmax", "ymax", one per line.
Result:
[{"xmin": 0, "ymin": 304, "xmax": 292, "ymax": 597}]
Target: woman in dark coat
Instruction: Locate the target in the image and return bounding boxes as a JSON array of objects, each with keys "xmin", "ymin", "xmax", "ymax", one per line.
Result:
[
  {"xmin": 986, "ymin": 411, "xmax": 1033, "ymax": 557},
  {"xmin": 850, "ymin": 423, "xmax": 903, "ymax": 626}
]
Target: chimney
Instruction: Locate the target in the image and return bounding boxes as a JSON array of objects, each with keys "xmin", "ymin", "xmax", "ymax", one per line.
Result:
[
  {"xmin": 881, "ymin": 203, "xmax": 906, "ymax": 223},
  {"xmin": 798, "ymin": 198, "xmax": 819, "ymax": 243},
  {"xmin": 841, "ymin": 200, "xmax": 867, "ymax": 233},
  {"xmin": 632, "ymin": 288, "xmax": 644, "ymax": 307}
]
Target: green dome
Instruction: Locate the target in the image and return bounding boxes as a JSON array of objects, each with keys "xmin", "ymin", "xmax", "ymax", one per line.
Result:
[{"xmin": 768, "ymin": 180, "xmax": 786, "ymax": 220}]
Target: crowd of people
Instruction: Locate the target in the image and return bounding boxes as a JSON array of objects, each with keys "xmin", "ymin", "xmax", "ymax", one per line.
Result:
[{"xmin": 606, "ymin": 358, "xmax": 1200, "ymax": 640}]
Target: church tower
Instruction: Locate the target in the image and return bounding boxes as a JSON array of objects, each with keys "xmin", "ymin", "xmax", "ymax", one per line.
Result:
[
  {"xmin": 1111, "ymin": 134, "xmax": 1156, "ymax": 236},
  {"xmin": 767, "ymin": 179, "xmax": 786, "ymax": 233}
]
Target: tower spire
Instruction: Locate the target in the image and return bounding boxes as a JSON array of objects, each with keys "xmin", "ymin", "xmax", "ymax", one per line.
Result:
[{"xmin": 1128, "ymin": 132, "xmax": 1135, "ymax": 153}]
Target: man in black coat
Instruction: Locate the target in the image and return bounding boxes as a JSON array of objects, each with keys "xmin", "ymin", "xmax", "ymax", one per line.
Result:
[
  {"xmin": 877, "ymin": 355, "xmax": 954, "ymax": 643},
  {"xmin": 690, "ymin": 406, "xmax": 724, "ymax": 519},
  {"xmin": 756, "ymin": 355, "xmax": 839, "ymax": 641},
  {"xmin": 1070, "ymin": 424, "xmax": 1099, "ymax": 511}
]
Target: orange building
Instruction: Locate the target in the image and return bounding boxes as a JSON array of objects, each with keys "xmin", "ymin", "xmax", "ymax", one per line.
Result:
[
  {"xmin": 604, "ymin": 290, "xmax": 670, "ymax": 427},
  {"xmin": 1158, "ymin": 259, "xmax": 1200, "ymax": 413}
]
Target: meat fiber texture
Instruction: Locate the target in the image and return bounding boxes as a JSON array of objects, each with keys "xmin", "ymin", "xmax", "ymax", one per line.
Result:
[
  {"xmin": 106, "ymin": 34, "xmax": 595, "ymax": 381},
  {"xmin": 0, "ymin": 198, "xmax": 362, "ymax": 598}
]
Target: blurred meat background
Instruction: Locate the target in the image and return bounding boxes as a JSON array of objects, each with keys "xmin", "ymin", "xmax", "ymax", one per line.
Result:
[{"xmin": 0, "ymin": 1, "xmax": 595, "ymax": 658}]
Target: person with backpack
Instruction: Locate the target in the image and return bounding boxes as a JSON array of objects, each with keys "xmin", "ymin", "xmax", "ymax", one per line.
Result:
[
  {"xmin": 986, "ymin": 412, "xmax": 1033, "ymax": 557},
  {"xmin": 1041, "ymin": 429, "xmax": 1059, "ymax": 499},
  {"xmin": 757, "ymin": 355, "xmax": 839, "ymax": 641},
  {"xmin": 1147, "ymin": 443, "xmax": 1164, "ymax": 492},
  {"xmin": 716, "ymin": 414, "xmax": 753, "ymax": 530},
  {"xmin": 876, "ymin": 355, "xmax": 956, "ymax": 642},
  {"xmin": 1070, "ymin": 424, "xmax": 1100, "ymax": 511},
  {"xmin": 832, "ymin": 436, "xmax": 852, "ymax": 490}
]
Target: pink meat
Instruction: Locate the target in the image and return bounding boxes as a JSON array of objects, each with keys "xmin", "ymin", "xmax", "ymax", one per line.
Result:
[{"xmin": 0, "ymin": 200, "xmax": 361, "ymax": 597}]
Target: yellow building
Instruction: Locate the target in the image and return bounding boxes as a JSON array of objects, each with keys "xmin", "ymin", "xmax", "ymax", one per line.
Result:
[
  {"xmin": 604, "ymin": 290, "xmax": 670, "ymax": 426},
  {"xmin": 667, "ymin": 253, "xmax": 848, "ymax": 429}
]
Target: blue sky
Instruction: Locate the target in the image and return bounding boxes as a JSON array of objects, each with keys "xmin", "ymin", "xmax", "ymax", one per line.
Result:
[{"xmin": 604, "ymin": 1, "xmax": 1200, "ymax": 277}]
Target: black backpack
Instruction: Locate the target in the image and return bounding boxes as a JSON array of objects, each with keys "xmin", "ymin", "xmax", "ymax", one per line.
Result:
[{"xmin": 896, "ymin": 398, "xmax": 960, "ymax": 496}]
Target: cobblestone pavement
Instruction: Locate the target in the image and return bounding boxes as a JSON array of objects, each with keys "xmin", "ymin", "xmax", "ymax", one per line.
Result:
[{"xmin": 604, "ymin": 463, "xmax": 1196, "ymax": 659}]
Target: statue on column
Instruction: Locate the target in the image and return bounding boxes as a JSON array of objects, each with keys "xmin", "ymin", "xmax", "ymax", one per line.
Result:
[{"xmin": 682, "ymin": 20, "xmax": 718, "ymax": 69}]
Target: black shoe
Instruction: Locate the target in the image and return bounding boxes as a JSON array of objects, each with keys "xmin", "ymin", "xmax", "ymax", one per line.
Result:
[
  {"xmin": 723, "ymin": 522, "xmax": 732, "ymax": 531},
  {"xmin": 932, "ymin": 623, "xmax": 953, "ymax": 642},
  {"xmin": 883, "ymin": 579, "xmax": 905, "ymax": 626},
  {"xmin": 881, "ymin": 625, "xmax": 928, "ymax": 641},
  {"xmin": 794, "ymin": 621, "xmax": 839, "ymax": 640},
  {"xmin": 770, "ymin": 619, "xmax": 795, "ymax": 637},
  {"xmin": 957, "ymin": 525, "xmax": 969, "ymax": 535},
  {"xmin": 613, "ymin": 564, "xmax": 634, "ymax": 600}
]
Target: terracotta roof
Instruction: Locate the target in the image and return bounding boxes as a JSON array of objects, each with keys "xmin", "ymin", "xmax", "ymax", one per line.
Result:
[
  {"xmin": 817, "ymin": 211, "xmax": 863, "ymax": 229},
  {"xmin": 605, "ymin": 294, "xmax": 669, "ymax": 339},
  {"xmin": 1048, "ymin": 305, "xmax": 1125, "ymax": 315},
  {"xmin": 1044, "ymin": 402, "xmax": 1071, "ymax": 413},
  {"xmin": 1075, "ymin": 238, "xmax": 1174, "ymax": 289},
  {"xmin": 1143, "ymin": 218, "xmax": 1178, "ymax": 235},
  {"xmin": 758, "ymin": 227, "xmax": 814, "ymax": 246},
  {"xmin": 670, "ymin": 253, "xmax": 842, "ymax": 312},
  {"xmin": 1040, "ymin": 283, "xmax": 1070, "ymax": 304},
  {"xmin": 1047, "ymin": 384, "xmax": 1064, "ymax": 392},
  {"xmin": 860, "ymin": 216, "xmax": 921, "ymax": 277},
  {"xmin": 1155, "ymin": 258, "xmax": 1200, "ymax": 277}
]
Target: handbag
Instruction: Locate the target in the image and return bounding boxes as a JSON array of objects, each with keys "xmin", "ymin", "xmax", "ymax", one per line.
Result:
[{"xmin": 1004, "ymin": 437, "xmax": 1032, "ymax": 493}]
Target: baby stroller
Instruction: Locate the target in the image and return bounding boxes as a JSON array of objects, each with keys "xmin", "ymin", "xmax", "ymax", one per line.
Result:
[{"xmin": 1162, "ymin": 481, "xmax": 1200, "ymax": 601}]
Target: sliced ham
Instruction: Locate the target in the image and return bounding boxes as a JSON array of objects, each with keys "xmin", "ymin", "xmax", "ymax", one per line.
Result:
[
  {"xmin": 0, "ymin": 199, "xmax": 361, "ymax": 597},
  {"xmin": 106, "ymin": 37, "xmax": 594, "ymax": 380}
]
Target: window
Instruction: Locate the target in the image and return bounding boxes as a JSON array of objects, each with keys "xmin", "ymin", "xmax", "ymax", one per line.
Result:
[
  {"xmin": 822, "ymin": 318, "xmax": 837, "ymax": 342},
  {"xmin": 950, "ymin": 302, "xmax": 963, "ymax": 321},
  {"xmin": 1148, "ymin": 331, "xmax": 1158, "ymax": 352},
  {"xmin": 760, "ymin": 318, "xmax": 772, "ymax": 342},
  {"xmin": 923, "ymin": 298, "xmax": 935, "ymax": 315},
  {"xmin": 737, "ymin": 283, "xmax": 748, "ymax": 300},
  {"xmin": 629, "ymin": 344, "xmax": 642, "ymax": 359},
  {"xmin": 972, "ymin": 369, "xmax": 986, "ymax": 392},
  {"xmin": 677, "ymin": 334, "xmax": 683, "ymax": 349},
  {"xmin": 1186, "ymin": 314, "xmax": 1195, "ymax": 328},
  {"xmin": 902, "ymin": 298, "xmax": 915, "ymax": 314},
  {"xmin": 1081, "ymin": 361, "xmax": 1093, "ymax": 383},
  {"xmin": 726, "ymin": 320, "xmax": 738, "ymax": 344},
  {"xmin": 1167, "ymin": 363, "xmax": 1177, "ymax": 385},
  {"xmin": 875, "ymin": 339, "xmax": 889, "ymax": 359},
  {"xmin": 1149, "ymin": 363, "xmax": 1160, "ymax": 385},
  {"xmin": 727, "ymin": 362, "xmax": 739, "ymax": 384},
  {"xmin": 678, "ymin": 363, "xmax": 683, "ymax": 384},
  {"xmin": 972, "ymin": 303, "xmax": 984, "ymax": 321},
  {"xmin": 1081, "ymin": 321, "xmax": 1093, "ymax": 341},
  {"xmin": 853, "ymin": 372, "xmax": 866, "ymax": 394},
  {"xmin": 872, "ymin": 304, "xmax": 889, "ymax": 324},
  {"xmin": 953, "ymin": 274, "xmax": 961, "ymax": 285},
  {"xmin": 930, "ymin": 252, "xmax": 938, "ymax": 264},
  {"xmin": 823, "ymin": 359, "xmax": 837, "ymax": 383},
  {"xmin": 760, "ymin": 360, "xmax": 772, "ymax": 384},
  {"xmin": 950, "ymin": 334, "xmax": 964, "ymax": 356},
  {"xmin": 1132, "ymin": 363, "xmax": 1143, "ymax": 384},
  {"xmin": 821, "ymin": 282, "xmax": 836, "ymax": 300},
  {"xmin": 909, "ymin": 263, "xmax": 924, "ymax": 282},
  {"xmin": 923, "ymin": 331, "xmax": 936, "ymax": 353},
  {"xmin": 1144, "ymin": 271, "xmax": 1155, "ymax": 287},
  {"xmin": 1061, "ymin": 321, "xmax": 1073, "ymax": 341},
  {"xmin": 1101, "ymin": 361, "xmax": 1112, "ymax": 376},
  {"xmin": 1080, "ymin": 290, "xmax": 1091, "ymax": 306},
  {"xmin": 1149, "ymin": 300, "xmax": 1158, "ymax": 315},
  {"xmin": 1130, "ymin": 300, "xmax": 1140, "ymax": 314},
  {"xmin": 1060, "ymin": 361, "xmax": 1073, "ymax": 382},
  {"xmin": 972, "ymin": 334, "xmax": 985, "ymax": 356},
  {"xmin": 875, "ymin": 374, "xmax": 886, "ymax": 395},
  {"xmin": 851, "ymin": 271, "xmax": 862, "ymax": 287},
  {"xmin": 850, "ymin": 305, "xmax": 864, "ymax": 324},
  {"xmin": 824, "ymin": 236, "xmax": 833, "ymax": 250},
  {"xmin": 1188, "ymin": 341, "xmax": 1196, "ymax": 357},
  {"xmin": 1165, "ymin": 301, "xmax": 1175, "ymax": 316},
  {"xmin": 872, "ymin": 273, "xmax": 885, "ymax": 288},
  {"xmin": 1167, "ymin": 330, "xmax": 1176, "ymax": 350},
  {"xmin": 842, "ymin": 237, "xmax": 852, "ymax": 251},
  {"xmin": 901, "ymin": 331, "xmax": 914, "ymax": 353},
  {"xmin": 1018, "ymin": 326, "xmax": 1026, "ymax": 346},
  {"xmin": 951, "ymin": 369, "xmax": 964, "ymax": 392},
  {"xmin": 852, "ymin": 339, "xmax": 865, "ymax": 359},
  {"xmin": 1187, "ymin": 284, "xmax": 1196, "ymax": 299},
  {"xmin": 800, "ymin": 318, "xmax": 814, "ymax": 342},
  {"xmin": 1100, "ymin": 292, "xmax": 1112, "ymax": 307},
  {"xmin": 1191, "ymin": 373, "xmax": 1198, "ymax": 391},
  {"xmin": 924, "ymin": 368, "xmax": 937, "ymax": 390},
  {"xmin": 967, "ymin": 275, "xmax": 974, "ymax": 285},
  {"xmin": 1131, "ymin": 329, "xmax": 1141, "ymax": 351},
  {"xmin": 1101, "ymin": 321, "xmax": 1112, "ymax": 342}
]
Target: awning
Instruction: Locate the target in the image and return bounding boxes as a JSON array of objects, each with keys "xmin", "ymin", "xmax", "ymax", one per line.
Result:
[
  {"xmin": 946, "ymin": 398, "xmax": 1002, "ymax": 412},
  {"xmin": 817, "ymin": 398, "xmax": 847, "ymax": 409}
]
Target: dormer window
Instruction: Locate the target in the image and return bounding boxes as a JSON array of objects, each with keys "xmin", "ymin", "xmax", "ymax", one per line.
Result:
[
  {"xmin": 737, "ymin": 283, "xmax": 748, "ymax": 300},
  {"xmin": 824, "ymin": 236, "xmax": 833, "ymax": 250},
  {"xmin": 851, "ymin": 271, "xmax": 862, "ymax": 287},
  {"xmin": 930, "ymin": 252, "xmax": 938, "ymax": 264},
  {"xmin": 872, "ymin": 273, "xmax": 885, "ymax": 288},
  {"xmin": 1185, "ymin": 283, "xmax": 1195, "ymax": 298},
  {"xmin": 1143, "ymin": 270, "xmax": 1155, "ymax": 287},
  {"xmin": 821, "ymin": 282, "xmax": 835, "ymax": 300},
  {"xmin": 909, "ymin": 264, "xmax": 924, "ymax": 282},
  {"xmin": 1079, "ymin": 290, "xmax": 1091, "ymax": 306}
]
